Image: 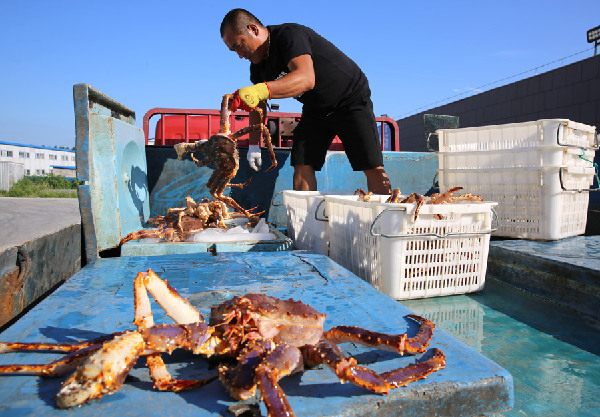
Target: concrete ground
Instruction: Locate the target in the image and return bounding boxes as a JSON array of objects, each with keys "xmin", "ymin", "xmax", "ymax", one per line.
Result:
[{"xmin": 0, "ymin": 197, "xmax": 81, "ymax": 252}]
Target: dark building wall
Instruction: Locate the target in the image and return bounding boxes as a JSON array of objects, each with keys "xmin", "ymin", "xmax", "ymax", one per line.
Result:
[{"xmin": 396, "ymin": 55, "xmax": 600, "ymax": 152}]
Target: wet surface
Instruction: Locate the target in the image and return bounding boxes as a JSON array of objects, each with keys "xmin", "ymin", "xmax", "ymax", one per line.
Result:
[
  {"xmin": 490, "ymin": 236, "xmax": 600, "ymax": 269},
  {"xmin": 403, "ymin": 276, "xmax": 600, "ymax": 417}
]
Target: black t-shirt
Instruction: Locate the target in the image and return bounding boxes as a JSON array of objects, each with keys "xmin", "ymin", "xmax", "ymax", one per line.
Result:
[{"xmin": 250, "ymin": 23, "xmax": 368, "ymax": 113}]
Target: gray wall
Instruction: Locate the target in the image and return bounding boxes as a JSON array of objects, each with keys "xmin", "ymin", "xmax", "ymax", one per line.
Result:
[
  {"xmin": 396, "ymin": 55, "xmax": 600, "ymax": 152},
  {"xmin": 0, "ymin": 162, "xmax": 24, "ymax": 191}
]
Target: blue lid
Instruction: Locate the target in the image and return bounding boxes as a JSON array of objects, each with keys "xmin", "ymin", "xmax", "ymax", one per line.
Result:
[{"xmin": 74, "ymin": 84, "xmax": 150, "ymax": 262}]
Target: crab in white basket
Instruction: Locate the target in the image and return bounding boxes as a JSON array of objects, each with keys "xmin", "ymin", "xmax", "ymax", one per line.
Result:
[
  {"xmin": 0, "ymin": 269, "xmax": 446, "ymax": 416},
  {"xmin": 386, "ymin": 186, "xmax": 483, "ymax": 220}
]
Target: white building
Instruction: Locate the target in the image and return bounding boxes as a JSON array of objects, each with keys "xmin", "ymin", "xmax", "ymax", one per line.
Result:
[{"xmin": 0, "ymin": 141, "xmax": 76, "ymax": 178}]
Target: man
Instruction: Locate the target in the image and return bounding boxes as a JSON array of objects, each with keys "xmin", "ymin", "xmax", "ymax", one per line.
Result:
[{"xmin": 220, "ymin": 9, "xmax": 391, "ymax": 194}]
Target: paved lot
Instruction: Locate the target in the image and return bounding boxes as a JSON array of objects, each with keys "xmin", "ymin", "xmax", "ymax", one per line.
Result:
[{"xmin": 0, "ymin": 197, "xmax": 80, "ymax": 251}]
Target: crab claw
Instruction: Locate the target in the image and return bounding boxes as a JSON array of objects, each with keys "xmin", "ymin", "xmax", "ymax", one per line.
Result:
[
  {"xmin": 174, "ymin": 141, "xmax": 206, "ymax": 161},
  {"xmin": 381, "ymin": 348, "xmax": 446, "ymax": 388},
  {"xmin": 303, "ymin": 338, "xmax": 390, "ymax": 394},
  {"xmin": 56, "ymin": 331, "xmax": 144, "ymax": 408},
  {"xmin": 174, "ymin": 142, "xmax": 191, "ymax": 160}
]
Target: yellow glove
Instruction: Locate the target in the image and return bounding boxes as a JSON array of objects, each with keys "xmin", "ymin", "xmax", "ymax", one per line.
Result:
[{"xmin": 235, "ymin": 82, "xmax": 271, "ymax": 110}]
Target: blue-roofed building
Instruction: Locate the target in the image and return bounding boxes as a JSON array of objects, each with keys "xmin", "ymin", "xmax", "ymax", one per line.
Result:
[{"xmin": 0, "ymin": 140, "xmax": 76, "ymax": 178}]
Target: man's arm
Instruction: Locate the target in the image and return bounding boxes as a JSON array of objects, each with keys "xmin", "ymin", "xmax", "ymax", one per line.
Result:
[
  {"xmin": 246, "ymin": 54, "xmax": 314, "ymax": 145},
  {"xmin": 267, "ymin": 54, "xmax": 315, "ymax": 98},
  {"xmin": 242, "ymin": 55, "xmax": 314, "ymax": 169},
  {"xmin": 233, "ymin": 54, "xmax": 315, "ymax": 112}
]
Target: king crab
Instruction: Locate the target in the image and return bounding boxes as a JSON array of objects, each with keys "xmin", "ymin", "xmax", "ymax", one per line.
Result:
[
  {"xmin": 386, "ymin": 187, "xmax": 483, "ymax": 220},
  {"xmin": 0, "ymin": 269, "xmax": 446, "ymax": 416},
  {"xmin": 120, "ymin": 196, "xmax": 254, "ymax": 244},
  {"xmin": 174, "ymin": 94, "xmax": 277, "ymax": 217}
]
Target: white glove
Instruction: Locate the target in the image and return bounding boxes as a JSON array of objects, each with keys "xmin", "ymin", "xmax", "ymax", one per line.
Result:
[{"xmin": 247, "ymin": 144, "xmax": 262, "ymax": 171}]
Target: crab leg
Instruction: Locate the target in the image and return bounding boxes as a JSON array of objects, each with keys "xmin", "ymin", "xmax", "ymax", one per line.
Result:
[
  {"xmin": 175, "ymin": 141, "xmax": 199, "ymax": 161},
  {"xmin": 207, "ymin": 170, "xmax": 247, "ymax": 214},
  {"xmin": 209, "ymin": 172, "xmax": 262, "ymax": 216},
  {"xmin": 95, "ymin": 323, "xmax": 216, "ymax": 393},
  {"xmin": 47, "ymin": 269, "xmax": 208, "ymax": 407},
  {"xmin": 227, "ymin": 177, "xmax": 253, "ymax": 188},
  {"xmin": 324, "ymin": 314, "xmax": 434, "ymax": 355},
  {"xmin": 144, "ymin": 354, "xmax": 216, "ymax": 392},
  {"xmin": 220, "ymin": 94, "xmax": 233, "ymax": 134},
  {"xmin": 429, "ymin": 186, "xmax": 463, "ymax": 204},
  {"xmin": 219, "ymin": 340, "xmax": 274, "ymax": 400},
  {"xmin": 134, "ymin": 269, "xmax": 202, "ymax": 328},
  {"xmin": 134, "ymin": 270, "xmax": 218, "ymax": 392},
  {"xmin": 231, "ymin": 124, "xmax": 278, "ymax": 172},
  {"xmin": 399, "ymin": 193, "xmax": 426, "ymax": 220},
  {"xmin": 451, "ymin": 193, "xmax": 483, "ymax": 202},
  {"xmin": 0, "ymin": 332, "xmax": 125, "ymax": 354},
  {"xmin": 381, "ymin": 348, "xmax": 446, "ymax": 388},
  {"xmin": 0, "ymin": 329, "xmax": 196, "ymax": 379},
  {"xmin": 0, "ymin": 344, "xmax": 104, "ymax": 377},
  {"xmin": 120, "ymin": 226, "xmax": 179, "ymax": 244},
  {"xmin": 255, "ymin": 343, "xmax": 304, "ymax": 417},
  {"xmin": 213, "ymin": 191, "xmax": 252, "ymax": 216},
  {"xmin": 0, "ymin": 332, "xmax": 131, "ymax": 378},
  {"xmin": 174, "ymin": 142, "xmax": 211, "ymax": 169},
  {"xmin": 303, "ymin": 338, "xmax": 390, "ymax": 394},
  {"xmin": 140, "ymin": 322, "xmax": 218, "ymax": 392},
  {"xmin": 137, "ymin": 323, "xmax": 217, "ymax": 358},
  {"xmin": 385, "ymin": 188, "xmax": 402, "ymax": 203},
  {"xmin": 56, "ymin": 331, "xmax": 145, "ymax": 408},
  {"xmin": 355, "ymin": 188, "xmax": 373, "ymax": 202}
]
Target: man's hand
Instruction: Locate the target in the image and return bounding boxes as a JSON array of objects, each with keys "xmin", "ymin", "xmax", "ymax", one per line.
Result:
[
  {"xmin": 247, "ymin": 145, "xmax": 262, "ymax": 171},
  {"xmin": 230, "ymin": 83, "xmax": 270, "ymax": 112}
]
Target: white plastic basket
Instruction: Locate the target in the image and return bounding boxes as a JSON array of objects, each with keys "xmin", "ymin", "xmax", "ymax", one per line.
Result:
[
  {"xmin": 439, "ymin": 166, "xmax": 594, "ymax": 240},
  {"xmin": 436, "ymin": 119, "xmax": 598, "ymax": 240},
  {"xmin": 437, "ymin": 119, "xmax": 597, "ymax": 153},
  {"xmin": 283, "ymin": 190, "xmax": 354, "ymax": 255},
  {"xmin": 325, "ymin": 194, "xmax": 497, "ymax": 300}
]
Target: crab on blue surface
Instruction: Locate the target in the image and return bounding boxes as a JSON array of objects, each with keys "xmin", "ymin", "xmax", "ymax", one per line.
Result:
[{"xmin": 0, "ymin": 269, "xmax": 445, "ymax": 416}]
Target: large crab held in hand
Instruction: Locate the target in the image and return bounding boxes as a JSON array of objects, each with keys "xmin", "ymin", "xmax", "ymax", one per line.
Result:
[
  {"xmin": 0, "ymin": 269, "xmax": 446, "ymax": 416},
  {"xmin": 174, "ymin": 94, "xmax": 277, "ymax": 217}
]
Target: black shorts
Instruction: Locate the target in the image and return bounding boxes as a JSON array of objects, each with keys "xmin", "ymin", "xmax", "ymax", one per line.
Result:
[{"xmin": 290, "ymin": 90, "xmax": 383, "ymax": 171}]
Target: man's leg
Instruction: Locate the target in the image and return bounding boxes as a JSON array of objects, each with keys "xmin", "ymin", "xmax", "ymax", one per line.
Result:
[
  {"xmin": 293, "ymin": 165, "xmax": 317, "ymax": 191},
  {"xmin": 364, "ymin": 166, "xmax": 391, "ymax": 195},
  {"xmin": 332, "ymin": 89, "xmax": 390, "ymax": 195}
]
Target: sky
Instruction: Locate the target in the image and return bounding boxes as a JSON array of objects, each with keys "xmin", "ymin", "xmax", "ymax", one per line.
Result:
[{"xmin": 0, "ymin": 1, "xmax": 598, "ymax": 148}]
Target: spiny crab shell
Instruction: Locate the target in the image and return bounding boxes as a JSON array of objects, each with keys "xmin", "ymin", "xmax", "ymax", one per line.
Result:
[{"xmin": 210, "ymin": 294, "xmax": 327, "ymax": 350}]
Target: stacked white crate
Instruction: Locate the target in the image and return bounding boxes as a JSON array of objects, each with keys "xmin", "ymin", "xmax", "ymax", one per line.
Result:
[
  {"xmin": 437, "ymin": 119, "xmax": 598, "ymax": 240},
  {"xmin": 325, "ymin": 194, "xmax": 497, "ymax": 300}
]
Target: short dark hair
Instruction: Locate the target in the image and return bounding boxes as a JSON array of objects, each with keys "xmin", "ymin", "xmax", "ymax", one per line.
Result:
[{"xmin": 220, "ymin": 9, "xmax": 264, "ymax": 37}]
